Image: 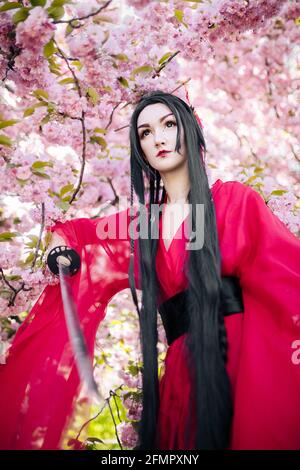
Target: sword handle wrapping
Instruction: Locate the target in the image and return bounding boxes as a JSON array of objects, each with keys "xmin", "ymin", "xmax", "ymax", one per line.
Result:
[{"xmin": 47, "ymin": 246, "xmax": 81, "ymax": 276}]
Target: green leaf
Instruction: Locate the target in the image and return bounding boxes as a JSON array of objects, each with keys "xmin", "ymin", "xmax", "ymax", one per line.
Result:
[
  {"xmin": 131, "ymin": 65, "xmax": 153, "ymax": 77},
  {"xmin": 59, "ymin": 184, "xmax": 74, "ymax": 197},
  {"xmin": 30, "ymin": 0, "xmax": 47, "ymax": 6},
  {"xmin": 24, "ymin": 252, "xmax": 35, "ymax": 264},
  {"xmin": 86, "ymin": 437, "xmax": 105, "ymax": 444},
  {"xmin": 47, "ymin": 5, "xmax": 65, "ymax": 20},
  {"xmin": 102, "ymin": 85, "xmax": 112, "ymax": 93},
  {"xmin": 48, "ymin": 56, "xmax": 61, "ymax": 75},
  {"xmin": 56, "ymin": 200, "xmax": 70, "ymax": 212},
  {"xmin": 270, "ymin": 190, "xmax": 288, "ymax": 196},
  {"xmin": 128, "ymin": 364, "xmax": 140, "ymax": 376},
  {"xmin": 31, "ymin": 161, "xmax": 53, "ymax": 170},
  {"xmin": 0, "ymin": 2, "xmax": 22, "ymax": 12},
  {"xmin": 245, "ymin": 175, "xmax": 258, "ymax": 184},
  {"xmin": 31, "ymin": 170, "xmax": 51, "ymax": 179},
  {"xmin": 12, "ymin": 7, "xmax": 30, "ymax": 24},
  {"xmin": 40, "ymin": 115, "xmax": 51, "ymax": 125},
  {"xmin": 71, "ymin": 60, "xmax": 83, "ymax": 70},
  {"xmin": 174, "ymin": 9, "xmax": 188, "ymax": 28},
  {"xmin": 0, "ymin": 120, "xmax": 20, "ymax": 130},
  {"xmin": 5, "ymin": 275, "xmax": 22, "ymax": 281},
  {"xmin": 0, "ymin": 232, "xmax": 19, "ymax": 242},
  {"xmin": 44, "ymin": 230, "xmax": 53, "ymax": 246},
  {"xmin": 94, "ymin": 127, "xmax": 107, "ymax": 135},
  {"xmin": 86, "ymin": 87, "xmax": 99, "ymax": 105},
  {"xmin": 23, "ymin": 101, "xmax": 48, "ymax": 118},
  {"xmin": 0, "ymin": 135, "xmax": 12, "ymax": 147},
  {"xmin": 65, "ymin": 23, "xmax": 73, "ymax": 36},
  {"xmin": 254, "ymin": 167, "xmax": 265, "ymax": 174},
  {"xmin": 117, "ymin": 77, "xmax": 129, "ymax": 88},
  {"xmin": 44, "ymin": 39, "xmax": 56, "ymax": 58},
  {"xmin": 23, "ymin": 107, "xmax": 35, "ymax": 117},
  {"xmin": 207, "ymin": 163, "xmax": 218, "ymax": 169},
  {"xmin": 25, "ymin": 234, "xmax": 39, "ymax": 248},
  {"xmin": 51, "ymin": 0, "xmax": 72, "ymax": 6},
  {"xmin": 58, "ymin": 77, "xmax": 76, "ymax": 85},
  {"xmin": 90, "ymin": 135, "xmax": 107, "ymax": 149},
  {"xmin": 111, "ymin": 53, "xmax": 129, "ymax": 62},
  {"xmin": 175, "ymin": 9, "xmax": 184, "ymax": 22},
  {"xmin": 32, "ymin": 89, "xmax": 49, "ymax": 101},
  {"xmin": 47, "ymin": 103, "xmax": 56, "ymax": 113},
  {"xmin": 158, "ymin": 52, "xmax": 173, "ymax": 65}
]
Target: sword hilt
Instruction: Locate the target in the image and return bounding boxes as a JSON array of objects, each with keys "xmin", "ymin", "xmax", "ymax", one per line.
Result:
[{"xmin": 47, "ymin": 246, "xmax": 81, "ymax": 276}]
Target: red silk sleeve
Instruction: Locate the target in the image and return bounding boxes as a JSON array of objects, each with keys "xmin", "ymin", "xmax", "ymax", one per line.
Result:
[
  {"xmin": 0, "ymin": 209, "xmax": 131, "ymax": 449},
  {"xmin": 227, "ymin": 183, "xmax": 300, "ymax": 449}
]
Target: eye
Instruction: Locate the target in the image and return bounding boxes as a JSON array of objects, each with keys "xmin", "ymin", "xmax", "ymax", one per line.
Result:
[
  {"xmin": 166, "ymin": 120, "xmax": 176, "ymax": 128},
  {"xmin": 141, "ymin": 129, "xmax": 150, "ymax": 138},
  {"xmin": 140, "ymin": 120, "xmax": 176, "ymax": 139}
]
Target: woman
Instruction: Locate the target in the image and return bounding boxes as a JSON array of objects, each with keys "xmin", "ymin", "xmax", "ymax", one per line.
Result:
[{"xmin": 0, "ymin": 91, "xmax": 299, "ymax": 450}]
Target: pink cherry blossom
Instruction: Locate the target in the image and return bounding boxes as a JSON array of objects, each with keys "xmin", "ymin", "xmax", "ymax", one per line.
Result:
[
  {"xmin": 116, "ymin": 421, "xmax": 139, "ymax": 449},
  {"xmin": 16, "ymin": 7, "xmax": 55, "ymax": 53}
]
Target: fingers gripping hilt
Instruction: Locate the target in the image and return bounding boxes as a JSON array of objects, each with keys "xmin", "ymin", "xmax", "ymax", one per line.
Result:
[{"xmin": 46, "ymin": 246, "xmax": 81, "ymax": 276}]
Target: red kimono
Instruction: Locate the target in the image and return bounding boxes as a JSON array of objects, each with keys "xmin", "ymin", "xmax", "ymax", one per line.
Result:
[{"xmin": 0, "ymin": 179, "xmax": 300, "ymax": 450}]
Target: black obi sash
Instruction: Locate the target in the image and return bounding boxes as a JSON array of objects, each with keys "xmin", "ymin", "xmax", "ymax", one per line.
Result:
[{"xmin": 158, "ymin": 276, "xmax": 244, "ymax": 346}]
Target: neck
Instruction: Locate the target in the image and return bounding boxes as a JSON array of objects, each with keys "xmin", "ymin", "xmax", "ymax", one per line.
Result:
[{"xmin": 161, "ymin": 160, "xmax": 190, "ymax": 204}]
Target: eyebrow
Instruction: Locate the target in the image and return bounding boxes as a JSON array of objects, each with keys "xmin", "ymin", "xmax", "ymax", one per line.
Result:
[{"xmin": 137, "ymin": 113, "xmax": 174, "ymax": 130}]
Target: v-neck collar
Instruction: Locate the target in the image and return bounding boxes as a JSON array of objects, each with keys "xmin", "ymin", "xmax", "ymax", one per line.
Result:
[
  {"xmin": 160, "ymin": 200, "xmax": 189, "ymax": 254},
  {"xmin": 159, "ymin": 179, "xmax": 222, "ymax": 255}
]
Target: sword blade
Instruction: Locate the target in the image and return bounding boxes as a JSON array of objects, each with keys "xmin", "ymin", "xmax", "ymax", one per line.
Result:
[{"xmin": 58, "ymin": 260, "xmax": 102, "ymax": 401}]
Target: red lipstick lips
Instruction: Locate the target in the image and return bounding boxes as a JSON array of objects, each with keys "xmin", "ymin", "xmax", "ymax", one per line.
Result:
[{"xmin": 156, "ymin": 150, "xmax": 171, "ymax": 157}]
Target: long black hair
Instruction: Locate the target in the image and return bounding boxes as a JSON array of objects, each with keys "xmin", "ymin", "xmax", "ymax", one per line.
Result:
[{"xmin": 128, "ymin": 90, "xmax": 233, "ymax": 449}]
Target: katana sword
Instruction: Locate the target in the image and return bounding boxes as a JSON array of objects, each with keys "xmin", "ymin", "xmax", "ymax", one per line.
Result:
[{"xmin": 47, "ymin": 246, "xmax": 102, "ymax": 402}]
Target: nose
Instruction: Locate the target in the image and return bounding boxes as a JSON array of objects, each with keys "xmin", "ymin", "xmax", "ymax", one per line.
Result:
[{"xmin": 154, "ymin": 128, "xmax": 166, "ymax": 147}]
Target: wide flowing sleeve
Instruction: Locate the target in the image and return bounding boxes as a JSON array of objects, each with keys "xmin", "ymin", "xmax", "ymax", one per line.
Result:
[
  {"xmin": 227, "ymin": 182, "xmax": 300, "ymax": 449},
  {"xmin": 0, "ymin": 208, "xmax": 132, "ymax": 450}
]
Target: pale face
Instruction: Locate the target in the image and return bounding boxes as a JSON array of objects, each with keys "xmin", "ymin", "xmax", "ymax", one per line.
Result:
[{"xmin": 137, "ymin": 103, "xmax": 187, "ymax": 174}]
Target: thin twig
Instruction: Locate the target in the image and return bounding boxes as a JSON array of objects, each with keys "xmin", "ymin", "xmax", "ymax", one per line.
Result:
[
  {"xmin": 75, "ymin": 384, "xmax": 124, "ymax": 441},
  {"xmin": 289, "ymin": 143, "xmax": 300, "ymax": 164},
  {"xmin": 53, "ymin": 41, "xmax": 86, "ymax": 204},
  {"xmin": 31, "ymin": 202, "xmax": 45, "ymax": 270},
  {"xmin": 107, "ymin": 392, "xmax": 123, "ymax": 450},
  {"xmin": 105, "ymin": 103, "xmax": 121, "ymax": 130},
  {"xmin": 265, "ymin": 57, "xmax": 280, "ymax": 120},
  {"xmin": 152, "ymin": 50, "xmax": 180, "ymax": 78},
  {"xmin": 54, "ymin": 53, "xmax": 79, "ymax": 62},
  {"xmin": 53, "ymin": 0, "xmax": 112, "ymax": 25},
  {"xmin": 75, "ymin": 399, "xmax": 107, "ymax": 441},
  {"xmin": 110, "ymin": 390, "xmax": 122, "ymax": 423},
  {"xmin": 0, "ymin": 268, "xmax": 32, "ymax": 307},
  {"xmin": 106, "ymin": 177, "xmax": 119, "ymax": 204},
  {"xmin": 54, "ymin": 40, "xmax": 82, "ymax": 97},
  {"xmin": 69, "ymin": 112, "xmax": 86, "ymax": 204}
]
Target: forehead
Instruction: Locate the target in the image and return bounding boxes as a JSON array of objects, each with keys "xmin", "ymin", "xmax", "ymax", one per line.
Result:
[{"xmin": 137, "ymin": 102, "xmax": 173, "ymax": 126}]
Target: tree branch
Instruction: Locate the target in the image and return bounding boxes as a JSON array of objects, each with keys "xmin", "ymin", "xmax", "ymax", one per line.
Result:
[
  {"xmin": 53, "ymin": 40, "xmax": 86, "ymax": 204},
  {"xmin": 31, "ymin": 202, "xmax": 45, "ymax": 270},
  {"xmin": 0, "ymin": 268, "xmax": 32, "ymax": 308},
  {"xmin": 53, "ymin": 0, "xmax": 113, "ymax": 26}
]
